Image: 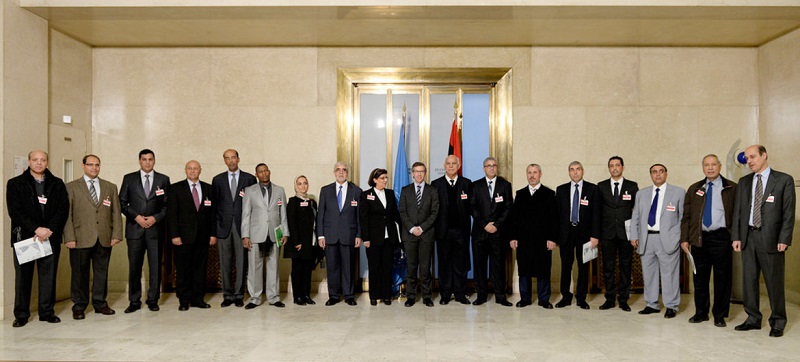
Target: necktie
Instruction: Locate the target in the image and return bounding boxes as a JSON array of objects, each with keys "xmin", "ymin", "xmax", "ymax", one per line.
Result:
[
  {"xmin": 613, "ymin": 182, "xmax": 620, "ymax": 202},
  {"xmin": 261, "ymin": 184, "xmax": 267, "ymax": 201},
  {"xmin": 230, "ymin": 174, "xmax": 237, "ymax": 199},
  {"xmin": 337, "ymin": 185, "xmax": 343, "ymax": 211},
  {"xmin": 144, "ymin": 174, "xmax": 151, "ymax": 196},
  {"xmin": 89, "ymin": 180, "xmax": 99, "ymax": 206},
  {"xmin": 702, "ymin": 182, "xmax": 713, "ymax": 228},
  {"xmin": 449, "ymin": 179, "xmax": 455, "ymax": 187},
  {"xmin": 192, "ymin": 183, "xmax": 200, "ymax": 211},
  {"xmin": 753, "ymin": 175, "xmax": 763, "ymax": 228},
  {"xmin": 648, "ymin": 188, "xmax": 660, "ymax": 227},
  {"xmin": 531, "ymin": 187, "xmax": 536, "ymax": 196},
  {"xmin": 570, "ymin": 183, "xmax": 579, "ymax": 223},
  {"xmin": 416, "ymin": 185, "xmax": 422, "ymax": 207},
  {"xmin": 488, "ymin": 180, "xmax": 494, "ymax": 198}
]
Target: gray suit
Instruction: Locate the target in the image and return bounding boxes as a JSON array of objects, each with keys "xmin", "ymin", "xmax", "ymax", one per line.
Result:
[
  {"xmin": 731, "ymin": 169, "xmax": 795, "ymax": 331},
  {"xmin": 399, "ymin": 182, "xmax": 439, "ymax": 300},
  {"xmin": 241, "ymin": 182, "xmax": 288, "ymax": 305},
  {"xmin": 630, "ymin": 183, "xmax": 685, "ymax": 310}
]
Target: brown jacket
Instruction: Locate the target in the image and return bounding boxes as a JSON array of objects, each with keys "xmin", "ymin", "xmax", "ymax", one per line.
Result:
[
  {"xmin": 680, "ymin": 176, "xmax": 736, "ymax": 247},
  {"xmin": 63, "ymin": 177, "xmax": 123, "ymax": 248}
]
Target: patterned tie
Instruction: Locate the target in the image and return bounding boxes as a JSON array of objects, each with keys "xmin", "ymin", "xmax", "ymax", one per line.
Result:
[
  {"xmin": 488, "ymin": 180, "xmax": 494, "ymax": 199},
  {"xmin": 144, "ymin": 174, "xmax": 151, "ymax": 196},
  {"xmin": 230, "ymin": 174, "xmax": 237, "ymax": 199},
  {"xmin": 702, "ymin": 182, "xmax": 713, "ymax": 228},
  {"xmin": 337, "ymin": 185, "xmax": 343, "ymax": 211},
  {"xmin": 192, "ymin": 183, "xmax": 200, "ymax": 211},
  {"xmin": 89, "ymin": 180, "xmax": 99, "ymax": 206},
  {"xmin": 613, "ymin": 182, "xmax": 620, "ymax": 203},
  {"xmin": 648, "ymin": 188, "xmax": 660, "ymax": 227},
  {"xmin": 753, "ymin": 175, "xmax": 763, "ymax": 228},
  {"xmin": 570, "ymin": 183, "xmax": 579, "ymax": 223},
  {"xmin": 416, "ymin": 185, "xmax": 422, "ymax": 208},
  {"xmin": 450, "ymin": 179, "xmax": 455, "ymax": 187}
]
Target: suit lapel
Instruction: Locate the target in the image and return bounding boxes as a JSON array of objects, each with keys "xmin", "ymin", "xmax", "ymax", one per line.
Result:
[{"xmin": 763, "ymin": 172, "xmax": 778, "ymax": 200}]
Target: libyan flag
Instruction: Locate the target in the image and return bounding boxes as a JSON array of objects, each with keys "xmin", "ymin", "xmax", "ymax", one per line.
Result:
[{"xmin": 448, "ymin": 117, "xmax": 462, "ymax": 176}]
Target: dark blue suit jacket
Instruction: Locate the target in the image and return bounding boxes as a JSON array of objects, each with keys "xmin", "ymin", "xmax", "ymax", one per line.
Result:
[
  {"xmin": 211, "ymin": 170, "xmax": 256, "ymax": 238},
  {"xmin": 316, "ymin": 181, "xmax": 362, "ymax": 246}
]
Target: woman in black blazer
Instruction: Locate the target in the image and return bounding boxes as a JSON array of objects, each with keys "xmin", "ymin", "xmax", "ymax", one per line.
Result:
[
  {"xmin": 359, "ymin": 168, "xmax": 401, "ymax": 306},
  {"xmin": 285, "ymin": 175, "xmax": 318, "ymax": 306}
]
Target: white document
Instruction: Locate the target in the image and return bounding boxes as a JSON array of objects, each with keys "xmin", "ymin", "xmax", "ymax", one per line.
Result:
[
  {"xmin": 582, "ymin": 241, "xmax": 598, "ymax": 264},
  {"xmin": 685, "ymin": 250, "xmax": 697, "ymax": 274},
  {"xmin": 14, "ymin": 237, "xmax": 53, "ymax": 264},
  {"xmin": 624, "ymin": 219, "xmax": 631, "ymax": 241}
]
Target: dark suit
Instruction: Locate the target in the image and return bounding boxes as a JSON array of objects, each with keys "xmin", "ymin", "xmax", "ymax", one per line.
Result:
[
  {"xmin": 359, "ymin": 188, "xmax": 401, "ymax": 301},
  {"xmin": 431, "ymin": 175, "xmax": 472, "ymax": 300},
  {"xmin": 6, "ymin": 168, "xmax": 69, "ymax": 321},
  {"xmin": 399, "ymin": 183, "xmax": 439, "ymax": 300},
  {"xmin": 211, "ymin": 170, "xmax": 256, "ymax": 302},
  {"xmin": 316, "ymin": 181, "xmax": 362, "ymax": 300},
  {"xmin": 597, "ymin": 178, "xmax": 638, "ymax": 304},
  {"xmin": 119, "ymin": 170, "xmax": 170, "ymax": 308},
  {"xmin": 555, "ymin": 180, "xmax": 600, "ymax": 304},
  {"xmin": 167, "ymin": 180, "xmax": 217, "ymax": 306},
  {"xmin": 471, "ymin": 177, "xmax": 513, "ymax": 301},
  {"xmin": 510, "ymin": 185, "xmax": 557, "ymax": 304},
  {"xmin": 731, "ymin": 169, "xmax": 795, "ymax": 331}
]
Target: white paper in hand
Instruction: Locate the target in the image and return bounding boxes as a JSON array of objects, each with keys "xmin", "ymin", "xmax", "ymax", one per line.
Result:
[
  {"xmin": 14, "ymin": 237, "xmax": 53, "ymax": 264},
  {"xmin": 582, "ymin": 241, "xmax": 598, "ymax": 264}
]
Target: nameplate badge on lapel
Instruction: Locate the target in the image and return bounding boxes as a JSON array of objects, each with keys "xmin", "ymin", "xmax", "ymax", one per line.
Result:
[
  {"xmin": 367, "ymin": 194, "xmax": 375, "ymax": 201},
  {"xmin": 155, "ymin": 187, "xmax": 165, "ymax": 196},
  {"xmin": 300, "ymin": 201, "xmax": 309, "ymax": 207},
  {"xmin": 277, "ymin": 199, "xmax": 283, "ymax": 206},
  {"xmin": 580, "ymin": 197, "xmax": 589, "ymax": 206},
  {"xmin": 38, "ymin": 195, "xmax": 48, "ymax": 204},
  {"xmin": 204, "ymin": 199, "xmax": 212, "ymax": 207},
  {"xmin": 766, "ymin": 195, "xmax": 775, "ymax": 203},
  {"xmin": 695, "ymin": 190, "xmax": 705, "ymax": 197},
  {"xmin": 666, "ymin": 203, "xmax": 676, "ymax": 212},
  {"xmin": 622, "ymin": 192, "xmax": 631, "ymax": 201},
  {"xmin": 350, "ymin": 200, "xmax": 358, "ymax": 207},
  {"xmin": 461, "ymin": 193, "xmax": 468, "ymax": 200},
  {"xmin": 494, "ymin": 196, "xmax": 504, "ymax": 203},
  {"xmin": 102, "ymin": 197, "xmax": 111, "ymax": 207},
  {"xmin": 239, "ymin": 190, "xmax": 245, "ymax": 197}
]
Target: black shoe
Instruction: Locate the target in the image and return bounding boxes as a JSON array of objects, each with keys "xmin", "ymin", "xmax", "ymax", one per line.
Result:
[
  {"xmin": 664, "ymin": 308, "xmax": 677, "ymax": 319},
  {"xmin": 405, "ymin": 299, "xmax": 416, "ymax": 307},
  {"xmin": 439, "ymin": 297, "xmax": 450, "ymax": 305},
  {"xmin": 577, "ymin": 301, "xmax": 590, "ymax": 310},
  {"xmin": 271, "ymin": 301, "xmax": 285, "ymax": 308},
  {"xmin": 245, "ymin": 303, "xmax": 258, "ymax": 310},
  {"xmin": 73, "ymin": 310, "xmax": 86, "ymax": 319},
  {"xmin": 539, "ymin": 302, "xmax": 554, "ymax": 309},
  {"xmin": 455, "ymin": 297, "xmax": 471, "ymax": 305},
  {"xmin": 619, "ymin": 302, "xmax": 631, "ymax": 312},
  {"xmin": 325, "ymin": 298, "xmax": 340, "ymax": 306},
  {"xmin": 472, "ymin": 297, "xmax": 487, "ymax": 306},
  {"xmin": 234, "ymin": 299, "xmax": 244, "ymax": 307},
  {"xmin": 424, "ymin": 298, "xmax": 434, "ymax": 307},
  {"xmin": 294, "ymin": 298, "xmax": 307, "ymax": 306},
  {"xmin": 383, "ymin": 299, "xmax": 392, "ymax": 305},
  {"xmin": 734, "ymin": 322, "xmax": 761, "ymax": 331},
  {"xmin": 39, "ymin": 315, "xmax": 60, "ymax": 323},
  {"xmin": 370, "ymin": 299, "xmax": 377, "ymax": 306},
  {"xmin": 191, "ymin": 302, "xmax": 211, "ymax": 309},
  {"xmin": 769, "ymin": 328, "xmax": 783, "ymax": 337},
  {"xmin": 221, "ymin": 299, "xmax": 234, "ymax": 307},
  {"xmin": 124, "ymin": 305, "xmax": 141, "ymax": 314},
  {"xmin": 12, "ymin": 318, "xmax": 28, "ymax": 327},
  {"xmin": 496, "ymin": 299, "xmax": 513, "ymax": 307},
  {"xmin": 714, "ymin": 317, "xmax": 726, "ymax": 327},
  {"xmin": 345, "ymin": 299, "xmax": 357, "ymax": 306},
  {"xmin": 599, "ymin": 300, "xmax": 615, "ymax": 310},
  {"xmin": 638, "ymin": 306, "xmax": 660, "ymax": 315},
  {"xmin": 178, "ymin": 304, "xmax": 189, "ymax": 311},
  {"xmin": 95, "ymin": 306, "xmax": 116, "ymax": 315},
  {"xmin": 147, "ymin": 304, "xmax": 160, "ymax": 312},
  {"xmin": 555, "ymin": 299, "xmax": 571, "ymax": 308},
  {"xmin": 304, "ymin": 297, "xmax": 316, "ymax": 305},
  {"xmin": 515, "ymin": 300, "xmax": 531, "ymax": 308},
  {"xmin": 688, "ymin": 315, "xmax": 709, "ymax": 323}
]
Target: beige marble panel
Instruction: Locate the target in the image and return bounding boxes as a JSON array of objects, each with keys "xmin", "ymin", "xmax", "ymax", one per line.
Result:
[
  {"xmin": 50, "ymin": 30, "xmax": 93, "ymax": 129},
  {"xmin": 639, "ymin": 48, "xmax": 758, "ymax": 106},
  {"xmin": 514, "ymin": 106, "xmax": 587, "ymax": 168},
  {"xmin": 531, "ymin": 47, "xmax": 639, "ymax": 107}
]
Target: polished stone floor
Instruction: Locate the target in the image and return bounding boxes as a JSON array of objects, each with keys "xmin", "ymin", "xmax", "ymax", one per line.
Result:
[{"xmin": 1, "ymin": 292, "xmax": 797, "ymax": 361}]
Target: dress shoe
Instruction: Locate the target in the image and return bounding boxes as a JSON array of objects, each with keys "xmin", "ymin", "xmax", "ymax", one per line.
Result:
[
  {"xmin": 221, "ymin": 299, "xmax": 234, "ymax": 307},
  {"xmin": 496, "ymin": 299, "xmax": 513, "ymax": 307},
  {"xmin": 439, "ymin": 298, "xmax": 450, "ymax": 305},
  {"xmin": 734, "ymin": 322, "xmax": 761, "ymax": 331},
  {"xmin": 539, "ymin": 302, "xmax": 554, "ymax": 309},
  {"xmin": 245, "ymin": 303, "xmax": 259, "ymax": 310},
  {"xmin": 619, "ymin": 302, "xmax": 631, "ymax": 312},
  {"xmin": 472, "ymin": 297, "xmax": 487, "ymax": 306},
  {"xmin": 638, "ymin": 306, "xmax": 660, "ymax": 315},
  {"xmin": 147, "ymin": 304, "xmax": 160, "ymax": 312},
  {"xmin": 39, "ymin": 315, "xmax": 61, "ymax": 324},
  {"xmin": 555, "ymin": 299, "xmax": 571, "ymax": 308},
  {"xmin": 304, "ymin": 297, "xmax": 316, "ymax": 305},
  {"xmin": 423, "ymin": 298, "xmax": 434, "ymax": 307},
  {"xmin": 124, "ymin": 305, "xmax": 141, "ymax": 314},
  {"xmin": 191, "ymin": 302, "xmax": 211, "ymax": 309},
  {"xmin": 178, "ymin": 304, "xmax": 189, "ymax": 311},
  {"xmin": 12, "ymin": 318, "xmax": 28, "ymax": 327},
  {"xmin": 664, "ymin": 308, "xmax": 677, "ymax": 319},
  {"xmin": 383, "ymin": 299, "xmax": 392, "ymax": 306},
  {"xmin": 515, "ymin": 300, "xmax": 531, "ymax": 308},
  {"xmin": 294, "ymin": 298, "xmax": 307, "ymax": 306},
  {"xmin": 456, "ymin": 297, "xmax": 471, "ymax": 305},
  {"xmin": 370, "ymin": 299, "xmax": 378, "ymax": 306},
  {"xmin": 769, "ymin": 328, "xmax": 784, "ymax": 337},
  {"xmin": 688, "ymin": 315, "xmax": 709, "ymax": 323},
  {"xmin": 73, "ymin": 310, "xmax": 86, "ymax": 320},
  {"xmin": 345, "ymin": 299, "xmax": 357, "ymax": 306},
  {"xmin": 271, "ymin": 301, "xmax": 285, "ymax": 308},
  {"xmin": 234, "ymin": 299, "xmax": 245, "ymax": 307},
  {"xmin": 599, "ymin": 300, "xmax": 615, "ymax": 310},
  {"xmin": 714, "ymin": 317, "xmax": 726, "ymax": 327},
  {"xmin": 577, "ymin": 301, "xmax": 590, "ymax": 310},
  {"xmin": 95, "ymin": 306, "xmax": 116, "ymax": 315},
  {"xmin": 325, "ymin": 298, "xmax": 340, "ymax": 306},
  {"xmin": 405, "ymin": 299, "xmax": 416, "ymax": 307}
]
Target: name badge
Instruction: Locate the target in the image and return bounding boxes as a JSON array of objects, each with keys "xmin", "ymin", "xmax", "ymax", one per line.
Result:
[
  {"xmin": 666, "ymin": 204, "xmax": 676, "ymax": 212},
  {"xmin": 580, "ymin": 198, "xmax": 589, "ymax": 206},
  {"xmin": 155, "ymin": 188, "xmax": 165, "ymax": 196},
  {"xmin": 38, "ymin": 195, "xmax": 48, "ymax": 204},
  {"xmin": 102, "ymin": 198, "xmax": 112, "ymax": 207},
  {"xmin": 239, "ymin": 190, "xmax": 245, "ymax": 197},
  {"xmin": 622, "ymin": 194, "xmax": 632, "ymax": 201},
  {"xmin": 204, "ymin": 199, "xmax": 212, "ymax": 207},
  {"xmin": 766, "ymin": 195, "xmax": 775, "ymax": 203},
  {"xmin": 277, "ymin": 199, "xmax": 283, "ymax": 206},
  {"xmin": 350, "ymin": 200, "xmax": 358, "ymax": 207},
  {"xmin": 300, "ymin": 201, "xmax": 309, "ymax": 207},
  {"xmin": 460, "ymin": 193, "xmax": 468, "ymax": 200},
  {"xmin": 367, "ymin": 194, "xmax": 375, "ymax": 201},
  {"xmin": 695, "ymin": 190, "xmax": 705, "ymax": 197},
  {"xmin": 494, "ymin": 196, "xmax": 504, "ymax": 203}
]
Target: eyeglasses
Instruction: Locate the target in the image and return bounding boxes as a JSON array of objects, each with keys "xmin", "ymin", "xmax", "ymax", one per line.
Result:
[{"xmin": 484, "ymin": 164, "xmax": 498, "ymax": 168}]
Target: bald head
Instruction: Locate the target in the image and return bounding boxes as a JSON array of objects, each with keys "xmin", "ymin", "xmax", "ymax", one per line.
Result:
[
  {"xmin": 444, "ymin": 155, "xmax": 460, "ymax": 177},
  {"xmin": 185, "ymin": 160, "xmax": 202, "ymax": 182},
  {"xmin": 27, "ymin": 150, "xmax": 49, "ymax": 177}
]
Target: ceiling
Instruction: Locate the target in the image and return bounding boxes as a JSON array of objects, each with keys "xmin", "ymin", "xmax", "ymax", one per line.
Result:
[{"xmin": 22, "ymin": 4, "xmax": 800, "ymax": 47}]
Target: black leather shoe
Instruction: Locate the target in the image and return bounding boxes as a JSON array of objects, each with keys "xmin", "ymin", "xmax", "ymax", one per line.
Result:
[
  {"xmin": 370, "ymin": 299, "xmax": 377, "ymax": 306},
  {"xmin": 423, "ymin": 298, "xmax": 434, "ymax": 307},
  {"xmin": 191, "ymin": 302, "xmax": 211, "ymax": 309},
  {"xmin": 178, "ymin": 304, "xmax": 189, "ymax": 311},
  {"xmin": 496, "ymin": 299, "xmax": 513, "ymax": 307},
  {"xmin": 638, "ymin": 306, "xmax": 660, "ymax": 315},
  {"xmin": 577, "ymin": 301, "xmax": 590, "ymax": 310},
  {"xmin": 95, "ymin": 306, "xmax": 116, "ymax": 315},
  {"xmin": 769, "ymin": 328, "xmax": 783, "ymax": 337},
  {"xmin": 688, "ymin": 315, "xmax": 709, "ymax": 323},
  {"xmin": 734, "ymin": 322, "xmax": 761, "ymax": 331},
  {"xmin": 304, "ymin": 297, "xmax": 316, "ymax": 305},
  {"xmin": 539, "ymin": 302, "xmax": 554, "ymax": 309},
  {"xmin": 456, "ymin": 297, "xmax": 471, "ymax": 305},
  {"xmin": 39, "ymin": 315, "xmax": 60, "ymax": 323},
  {"xmin": 294, "ymin": 298, "xmax": 307, "ymax": 306},
  {"xmin": 245, "ymin": 303, "xmax": 258, "ymax": 310},
  {"xmin": 234, "ymin": 299, "xmax": 244, "ymax": 307},
  {"xmin": 555, "ymin": 299, "xmax": 571, "ymax": 308},
  {"xmin": 599, "ymin": 300, "xmax": 615, "ymax": 310},
  {"xmin": 147, "ymin": 304, "xmax": 160, "ymax": 312},
  {"xmin": 664, "ymin": 308, "xmax": 677, "ymax": 319},
  {"xmin": 325, "ymin": 298, "xmax": 340, "ymax": 306},
  {"xmin": 405, "ymin": 299, "xmax": 416, "ymax": 307},
  {"xmin": 383, "ymin": 299, "xmax": 392, "ymax": 305},
  {"xmin": 12, "ymin": 318, "xmax": 28, "ymax": 327},
  {"xmin": 73, "ymin": 310, "xmax": 86, "ymax": 320},
  {"xmin": 714, "ymin": 317, "xmax": 726, "ymax": 327},
  {"xmin": 439, "ymin": 297, "xmax": 450, "ymax": 305},
  {"xmin": 619, "ymin": 302, "xmax": 631, "ymax": 312},
  {"xmin": 472, "ymin": 297, "xmax": 487, "ymax": 306},
  {"xmin": 124, "ymin": 305, "xmax": 140, "ymax": 314},
  {"xmin": 271, "ymin": 301, "xmax": 285, "ymax": 308},
  {"xmin": 345, "ymin": 299, "xmax": 357, "ymax": 306},
  {"xmin": 221, "ymin": 299, "xmax": 234, "ymax": 307},
  {"xmin": 515, "ymin": 301, "xmax": 531, "ymax": 308}
]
